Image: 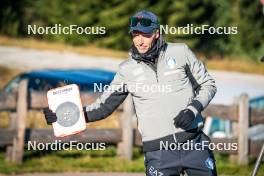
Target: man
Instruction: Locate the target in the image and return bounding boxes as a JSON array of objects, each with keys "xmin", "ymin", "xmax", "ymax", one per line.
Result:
[{"xmin": 44, "ymin": 10, "xmax": 217, "ymax": 176}]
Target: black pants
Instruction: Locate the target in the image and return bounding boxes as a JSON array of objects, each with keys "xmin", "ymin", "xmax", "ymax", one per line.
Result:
[{"xmin": 144, "ymin": 132, "xmax": 217, "ymax": 176}]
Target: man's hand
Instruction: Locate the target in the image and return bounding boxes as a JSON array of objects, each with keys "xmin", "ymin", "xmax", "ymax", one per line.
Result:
[
  {"xmin": 43, "ymin": 107, "xmax": 57, "ymax": 125},
  {"xmin": 173, "ymin": 109, "xmax": 195, "ymax": 130}
]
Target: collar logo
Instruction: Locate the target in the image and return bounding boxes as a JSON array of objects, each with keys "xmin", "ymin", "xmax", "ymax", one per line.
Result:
[
  {"xmin": 205, "ymin": 157, "xmax": 215, "ymax": 170},
  {"xmin": 166, "ymin": 57, "xmax": 177, "ymax": 69}
]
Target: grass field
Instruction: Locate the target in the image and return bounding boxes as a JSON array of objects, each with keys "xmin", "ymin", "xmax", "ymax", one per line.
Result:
[{"xmin": 0, "ymin": 146, "xmax": 263, "ymax": 175}]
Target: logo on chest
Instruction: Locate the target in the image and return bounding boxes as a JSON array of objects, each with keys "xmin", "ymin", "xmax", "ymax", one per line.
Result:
[{"xmin": 166, "ymin": 57, "xmax": 177, "ymax": 69}]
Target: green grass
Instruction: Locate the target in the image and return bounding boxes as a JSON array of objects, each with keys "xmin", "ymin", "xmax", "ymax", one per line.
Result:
[
  {"xmin": 214, "ymin": 154, "xmax": 264, "ymax": 176},
  {"xmin": 0, "ymin": 146, "xmax": 263, "ymax": 175},
  {"xmin": 0, "ymin": 146, "xmax": 144, "ymax": 174}
]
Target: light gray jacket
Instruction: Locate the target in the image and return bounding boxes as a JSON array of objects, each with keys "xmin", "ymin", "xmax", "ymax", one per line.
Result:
[{"xmin": 84, "ymin": 43, "xmax": 217, "ymax": 151}]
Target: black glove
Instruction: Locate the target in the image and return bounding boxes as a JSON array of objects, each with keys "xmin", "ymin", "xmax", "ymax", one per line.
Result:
[
  {"xmin": 43, "ymin": 107, "xmax": 57, "ymax": 125},
  {"xmin": 173, "ymin": 109, "xmax": 195, "ymax": 130}
]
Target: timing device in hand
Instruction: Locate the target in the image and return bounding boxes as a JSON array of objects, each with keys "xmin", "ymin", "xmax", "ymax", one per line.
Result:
[{"xmin": 47, "ymin": 84, "xmax": 86, "ymax": 137}]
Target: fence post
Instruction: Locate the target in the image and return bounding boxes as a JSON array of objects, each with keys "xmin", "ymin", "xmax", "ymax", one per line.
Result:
[
  {"xmin": 238, "ymin": 93, "xmax": 249, "ymax": 165},
  {"xmin": 6, "ymin": 79, "xmax": 28, "ymax": 164},
  {"xmin": 117, "ymin": 94, "xmax": 134, "ymax": 160},
  {"xmin": 5, "ymin": 112, "xmax": 17, "ymax": 162}
]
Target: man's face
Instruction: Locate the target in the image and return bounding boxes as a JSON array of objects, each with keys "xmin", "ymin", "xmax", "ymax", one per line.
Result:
[{"xmin": 132, "ymin": 30, "xmax": 159, "ymax": 54}]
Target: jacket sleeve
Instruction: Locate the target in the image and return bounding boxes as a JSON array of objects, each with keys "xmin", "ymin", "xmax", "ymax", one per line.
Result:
[
  {"xmin": 184, "ymin": 45, "xmax": 217, "ymax": 115},
  {"xmin": 83, "ymin": 69, "xmax": 129, "ymax": 122}
]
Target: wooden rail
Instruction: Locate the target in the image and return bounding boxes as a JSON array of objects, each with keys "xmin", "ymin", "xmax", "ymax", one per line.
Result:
[{"xmin": 0, "ymin": 78, "xmax": 264, "ymax": 165}]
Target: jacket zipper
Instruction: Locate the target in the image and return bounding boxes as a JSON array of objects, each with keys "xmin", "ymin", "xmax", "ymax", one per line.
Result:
[
  {"xmin": 137, "ymin": 51, "xmax": 164, "ymax": 83},
  {"xmin": 140, "ymin": 61, "xmax": 159, "ymax": 83}
]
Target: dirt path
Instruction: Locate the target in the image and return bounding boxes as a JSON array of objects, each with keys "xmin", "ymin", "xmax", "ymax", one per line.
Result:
[
  {"xmin": 0, "ymin": 46, "xmax": 123, "ymax": 71},
  {"xmin": 1, "ymin": 173, "xmax": 144, "ymax": 176}
]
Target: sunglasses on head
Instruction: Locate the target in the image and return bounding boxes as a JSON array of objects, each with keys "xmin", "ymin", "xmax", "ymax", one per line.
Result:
[{"xmin": 130, "ymin": 17, "xmax": 155, "ymax": 27}]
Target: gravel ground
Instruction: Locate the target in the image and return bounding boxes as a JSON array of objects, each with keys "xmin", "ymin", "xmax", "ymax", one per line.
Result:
[
  {"xmin": 3, "ymin": 173, "xmax": 144, "ymax": 176},
  {"xmin": 0, "ymin": 46, "xmax": 123, "ymax": 71}
]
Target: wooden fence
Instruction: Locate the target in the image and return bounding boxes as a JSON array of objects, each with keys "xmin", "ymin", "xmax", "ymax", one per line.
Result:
[{"xmin": 0, "ymin": 78, "xmax": 264, "ymax": 165}]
